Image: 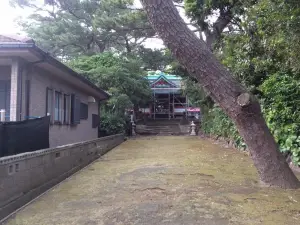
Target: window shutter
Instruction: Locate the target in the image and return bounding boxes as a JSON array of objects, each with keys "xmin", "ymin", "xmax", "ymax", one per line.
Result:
[
  {"xmin": 63, "ymin": 94, "xmax": 71, "ymax": 124},
  {"xmin": 80, "ymin": 103, "xmax": 88, "ymax": 120},
  {"xmin": 71, "ymin": 94, "xmax": 80, "ymax": 125}
]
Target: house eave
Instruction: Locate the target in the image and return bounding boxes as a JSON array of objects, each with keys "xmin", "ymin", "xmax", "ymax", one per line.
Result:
[{"xmin": 0, "ymin": 43, "xmax": 110, "ymax": 101}]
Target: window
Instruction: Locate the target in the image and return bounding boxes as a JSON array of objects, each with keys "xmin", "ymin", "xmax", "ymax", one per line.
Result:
[
  {"xmin": 80, "ymin": 103, "xmax": 88, "ymax": 120},
  {"xmin": 46, "ymin": 88, "xmax": 53, "ymax": 118},
  {"xmin": 54, "ymin": 91, "xmax": 62, "ymax": 122},
  {"xmin": 46, "ymin": 88, "xmax": 72, "ymax": 125},
  {"xmin": 63, "ymin": 94, "xmax": 71, "ymax": 124}
]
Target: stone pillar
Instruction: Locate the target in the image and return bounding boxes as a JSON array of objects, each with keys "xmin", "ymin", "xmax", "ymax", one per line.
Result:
[
  {"xmin": 0, "ymin": 109, "xmax": 5, "ymax": 122},
  {"xmin": 21, "ymin": 68, "xmax": 28, "ymax": 120},
  {"xmin": 131, "ymin": 121, "xmax": 136, "ymax": 136},
  {"xmin": 130, "ymin": 114, "xmax": 136, "ymax": 136},
  {"xmin": 10, "ymin": 58, "xmax": 21, "ymax": 121}
]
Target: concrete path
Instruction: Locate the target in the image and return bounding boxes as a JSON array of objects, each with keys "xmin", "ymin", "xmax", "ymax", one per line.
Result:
[{"xmin": 4, "ymin": 136, "xmax": 300, "ymax": 225}]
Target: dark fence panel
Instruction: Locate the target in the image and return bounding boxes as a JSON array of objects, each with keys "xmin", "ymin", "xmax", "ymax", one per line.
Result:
[{"xmin": 0, "ymin": 116, "xmax": 50, "ymax": 157}]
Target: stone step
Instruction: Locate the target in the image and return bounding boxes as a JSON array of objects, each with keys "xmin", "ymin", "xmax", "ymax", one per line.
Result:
[
  {"xmin": 143, "ymin": 128, "xmax": 174, "ymax": 131},
  {"xmin": 136, "ymin": 123, "xmax": 184, "ymax": 136},
  {"xmin": 136, "ymin": 127, "xmax": 173, "ymax": 131},
  {"xmin": 136, "ymin": 130, "xmax": 174, "ymax": 133},
  {"xmin": 145, "ymin": 125, "xmax": 178, "ymax": 127}
]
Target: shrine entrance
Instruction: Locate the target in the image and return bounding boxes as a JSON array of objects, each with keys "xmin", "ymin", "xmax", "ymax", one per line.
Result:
[
  {"xmin": 152, "ymin": 92, "xmax": 188, "ymax": 119},
  {"xmin": 152, "ymin": 93, "xmax": 172, "ymax": 119}
]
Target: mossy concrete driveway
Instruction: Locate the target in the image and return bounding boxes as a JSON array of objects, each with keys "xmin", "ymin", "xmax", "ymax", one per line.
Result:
[{"xmin": 4, "ymin": 136, "xmax": 300, "ymax": 225}]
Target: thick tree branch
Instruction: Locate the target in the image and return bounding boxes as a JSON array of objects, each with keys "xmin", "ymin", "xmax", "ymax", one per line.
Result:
[
  {"xmin": 174, "ymin": 4, "xmax": 185, "ymax": 9},
  {"xmin": 124, "ymin": 36, "xmax": 132, "ymax": 53},
  {"xmin": 51, "ymin": 43, "xmax": 86, "ymax": 55},
  {"xmin": 28, "ymin": 3, "xmax": 57, "ymax": 18},
  {"xmin": 136, "ymin": 37, "xmax": 148, "ymax": 45},
  {"xmin": 206, "ymin": 10, "xmax": 233, "ymax": 49}
]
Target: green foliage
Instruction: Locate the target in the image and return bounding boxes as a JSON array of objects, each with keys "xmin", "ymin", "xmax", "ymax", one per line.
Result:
[
  {"xmin": 181, "ymin": 78, "xmax": 213, "ymax": 110},
  {"xmin": 184, "ymin": 0, "xmax": 250, "ymax": 24},
  {"xmin": 249, "ymin": 0, "xmax": 300, "ymax": 73},
  {"xmin": 201, "ymin": 107, "xmax": 246, "ymax": 149},
  {"xmin": 68, "ymin": 52, "xmax": 153, "ymax": 137},
  {"xmin": 68, "ymin": 52, "xmax": 152, "ymax": 114},
  {"xmin": 260, "ymin": 73, "xmax": 300, "ymax": 165},
  {"xmin": 99, "ymin": 113, "xmax": 127, "ymax": 136},
  {"xmin": 220, "ymin": 0, "xmax": 300, "ymax": 83},
  {"xmin": 220, "ymin": 31, "xmax": 273, "ymax": 94},
  {"xmin": 68, "ymin": 52, "xmax": 152, "ymax": 136},
  {"xmin": 183, "ymin": 0, "xmax": 257, "ymax": 48},
  {"xmin": 11, "ymin": 0, "xmax": 154, "ymax": 57},
  {"xmin": 136, "ymin": 47, "xmax": 173, "ymax": 71}
]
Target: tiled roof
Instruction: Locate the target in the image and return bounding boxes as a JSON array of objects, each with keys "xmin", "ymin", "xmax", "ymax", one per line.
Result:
[{"xmin": 0, "ymin": 34, "xmax": 34, "ymax": 43}]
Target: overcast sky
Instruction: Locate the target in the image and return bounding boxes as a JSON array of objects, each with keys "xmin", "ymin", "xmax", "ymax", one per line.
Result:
[
  {"xmin": 0, "ymin": 0, "xmax": 192, "ymax": 49},
  {"xmin": 0, "ymin": 0, "xmax": 26, "ymax": 34}
]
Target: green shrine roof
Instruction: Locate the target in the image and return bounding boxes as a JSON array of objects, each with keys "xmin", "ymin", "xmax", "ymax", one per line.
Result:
[
  {"xmin": 146, "ymin": 71, "xmax": 182, "ymax": 94},
  {"xmin": 146, "ymin": 71, "xmax": 182, "ymax": 81}
]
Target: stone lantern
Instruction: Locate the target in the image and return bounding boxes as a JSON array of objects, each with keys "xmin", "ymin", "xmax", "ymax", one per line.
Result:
[{"xmin": 190, "ymin": 121, "xmax": 196, "ymax": 136}]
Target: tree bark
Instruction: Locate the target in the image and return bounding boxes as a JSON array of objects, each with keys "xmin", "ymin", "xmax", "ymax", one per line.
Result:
[{"xmin": 141, "ymin": 0, "xmax": 300, "ymax": 189}]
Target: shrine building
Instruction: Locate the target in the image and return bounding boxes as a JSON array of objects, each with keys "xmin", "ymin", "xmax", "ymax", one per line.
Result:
[{"xmin": 141, "ymin": 71, "xmax": 200, "ymax": 119}]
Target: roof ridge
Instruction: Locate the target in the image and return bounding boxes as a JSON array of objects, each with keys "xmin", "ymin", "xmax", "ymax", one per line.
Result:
[{"xmin": 0, "ymin": 34, "xmax": 34, "ymax": 43}]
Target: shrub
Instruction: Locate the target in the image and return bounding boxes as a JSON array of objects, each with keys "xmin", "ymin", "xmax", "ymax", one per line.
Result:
[
  {"xmin": 260, "ymin": 73, "xmax": 300, "ymax": 165},
  {"xmin": 99, "ymin": 113, "xmax": 127, "ymax": 137},
  {"xmin": 201, "ymin": 107, "xmax": 246, "ymax": 150}
]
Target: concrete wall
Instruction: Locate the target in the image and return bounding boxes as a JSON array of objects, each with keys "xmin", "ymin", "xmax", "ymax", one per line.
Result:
[
  {"xmin": 29, "ymin": 67, "xmax": 99, "ymax": 147},
  {"xmin": 0, "ymin": 134, "xmax": 124, "ymax": 220}
]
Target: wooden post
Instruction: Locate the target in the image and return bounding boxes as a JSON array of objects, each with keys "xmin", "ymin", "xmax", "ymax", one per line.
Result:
[
  {"xmin": 173, "ymin": 93, "xmax": 175, "ymax": 118},
  {"xmin": 153, "ymin": 90, "xmax": 156, "ymax": 120},
  {"xmin": 168, "ymin": 91, "xmax": 170, "ymax": 120},
  {"xmin": 185, "ymin": 95, "xmax": 188, "ymax": 119}
]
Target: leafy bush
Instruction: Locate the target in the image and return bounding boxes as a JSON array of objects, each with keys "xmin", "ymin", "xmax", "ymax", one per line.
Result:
[
  {"xmin": 260, "ymin": 73, "xmax": 300, "ymax": 165},
  {"xmin": 201, "ymin": 107, "xmax": 246, "ymax": 150},
  {"xmin": 99, "ymin": 113, "xmax": 127, "ymax": 137}
]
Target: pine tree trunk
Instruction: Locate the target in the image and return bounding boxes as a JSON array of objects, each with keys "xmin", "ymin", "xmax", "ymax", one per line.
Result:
[{"xmin": 141, "ymin": 0, "xmax": 300, "ymax": 189}]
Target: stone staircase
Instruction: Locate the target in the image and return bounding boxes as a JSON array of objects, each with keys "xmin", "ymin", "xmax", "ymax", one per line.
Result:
[{"xmin": 136, "ymin": 119, "xmax": 187, "ymax": 136}]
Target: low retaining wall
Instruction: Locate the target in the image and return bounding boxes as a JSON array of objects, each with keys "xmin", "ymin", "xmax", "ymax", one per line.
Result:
[{"xmin": 0, "ymin": 134, "xmax": 124, "ymax": 220}]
